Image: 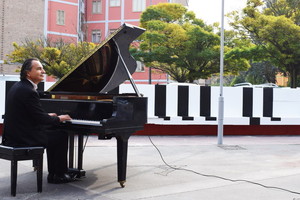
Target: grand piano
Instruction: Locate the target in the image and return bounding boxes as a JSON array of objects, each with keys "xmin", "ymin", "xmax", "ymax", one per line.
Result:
[{"xmin": 40, "ymin": 24, "xmax": 147, "ymax": 187}]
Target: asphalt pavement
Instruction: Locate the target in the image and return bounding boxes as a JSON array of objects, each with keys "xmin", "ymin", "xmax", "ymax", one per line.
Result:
[{"xmin": 1, "ymin": 135, "xmax": 300, "ymax": 200}]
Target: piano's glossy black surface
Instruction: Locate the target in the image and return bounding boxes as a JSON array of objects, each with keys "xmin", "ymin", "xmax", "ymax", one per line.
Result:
[{"xmin": 40, "ymin": 24, "xmax": 147, "ymax": 187}]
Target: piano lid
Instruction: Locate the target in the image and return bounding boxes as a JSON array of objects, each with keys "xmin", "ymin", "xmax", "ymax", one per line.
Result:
[{"xmin": 47, "ymin": 23, "xmax": 145, "ymax": 94}]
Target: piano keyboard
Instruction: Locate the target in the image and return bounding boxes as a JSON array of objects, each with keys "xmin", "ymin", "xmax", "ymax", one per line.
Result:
[{"xmin": 65, "ymin": 119, "xmax": 103, "ymax": 126}]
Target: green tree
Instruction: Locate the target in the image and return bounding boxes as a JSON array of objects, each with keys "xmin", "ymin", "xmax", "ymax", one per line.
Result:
[
  {"xmin": 232, "ymin": 61, "xmax": 279, "ymax": 85},
  {"xmin": 228, "ymin": 0, "xmax": 300, "ymax": 88},
  {"xmin": 6, "ymin": 38, "xmax": 97, "ymax": 78},
  {"xmin": 132, "ymin": 3, "xmax": 249, "ymax": 83}
]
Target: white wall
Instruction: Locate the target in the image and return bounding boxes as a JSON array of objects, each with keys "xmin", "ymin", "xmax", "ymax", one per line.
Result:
[{"xmin": 1, "ymin": 81, "xmax": 300, "ymax": 125}]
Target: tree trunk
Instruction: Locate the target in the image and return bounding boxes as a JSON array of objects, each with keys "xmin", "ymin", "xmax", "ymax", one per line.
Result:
[{"xmin": 290, "ymin": 67, "xmax": 298, "ymax": 88}]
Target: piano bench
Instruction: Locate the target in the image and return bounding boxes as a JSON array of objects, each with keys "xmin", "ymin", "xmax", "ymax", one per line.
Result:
[{"xmin": 0, "ymin": 145, "xmax": 44, "ymax": 197}]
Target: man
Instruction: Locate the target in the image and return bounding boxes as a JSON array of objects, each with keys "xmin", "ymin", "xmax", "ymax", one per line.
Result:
[{"xmin": 2, "ymin": 58, "xmax": 73, "ymax": 184}]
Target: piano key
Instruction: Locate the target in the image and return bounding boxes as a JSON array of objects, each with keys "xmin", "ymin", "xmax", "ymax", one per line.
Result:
[{"xmin": 66, "ymin": 119, "xmax": 103, "ymax": 126}]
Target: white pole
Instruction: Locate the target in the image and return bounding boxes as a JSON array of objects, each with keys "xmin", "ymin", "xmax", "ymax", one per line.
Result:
[
  {"xmin": 217, "ymin": 0, "xmax": 225, "ymax": 145},
  {"xmin": 44, "ymin": 0, "xmax": 48, "ymax": 41}
]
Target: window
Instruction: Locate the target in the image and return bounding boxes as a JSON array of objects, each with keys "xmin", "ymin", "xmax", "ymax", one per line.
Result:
[
  {"xmin": 109, "ymin": 29, "xmax": 117, "ymax": 35},
  {"xmin": 132, "ymin": 0, "xmax": 146, "ymax": 12},
  {"xmin": 56, "ymin": 10, "xmax": 65, "ymax": 25},
  {"xmin": 110, "ymin": 0, "xmax": 120, "ymax": 7},
  {"xmin": 135, "ymin": 61, "xmax": 145, "ymax": 72},
  {"xmin": 92, "ymin": 30, "xmax": 101, "ymax": 43},
  {"xmin": 92, "ymin": 0, "xmax": 102, "ymax": 14}
]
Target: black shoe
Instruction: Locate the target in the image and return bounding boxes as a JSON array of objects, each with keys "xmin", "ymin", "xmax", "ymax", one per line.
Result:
[
  {"xmin": 47, "ymin": 173, "xmax": 73, "ymax": 184},
  {"xmin": 67, "ymin": 168, "xmax": 81, "ymax": 179}
]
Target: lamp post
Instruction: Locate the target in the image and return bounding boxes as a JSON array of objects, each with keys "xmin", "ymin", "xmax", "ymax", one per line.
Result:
[
  {"xmin": 148, "ymin": 0, "xmax": 153, "ymax": 85},
  {"xmin": 218, "ymin": 0, "xmax": 225, "ymax": 145}
]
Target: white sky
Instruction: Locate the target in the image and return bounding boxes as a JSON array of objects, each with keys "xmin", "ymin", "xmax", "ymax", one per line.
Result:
[{"xmin": 187, "ymin": 0, "xmax": 248, "ymax": 28}]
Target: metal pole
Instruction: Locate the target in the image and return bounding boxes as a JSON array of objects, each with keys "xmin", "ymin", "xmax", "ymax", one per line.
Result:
[
  {"xmin": 149, "ymin": 0, "xmax": 152, "ymax": 85},
  {"xmin": 44, "ymin": 0, "xmax": 48, "ymax": 41},
  {"xmin": 218, "ymin": 0, "xmax": 225, "ymax": 145}
]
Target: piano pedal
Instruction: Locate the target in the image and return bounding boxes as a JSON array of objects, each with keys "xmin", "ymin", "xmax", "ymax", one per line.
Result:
[
  {"xmin": 98, "ymin": 135, "xmax": 112, "ymax": 140},
  {"xmin": 68, "ymin": 168, "xmax": 86, "ymax": 179}
]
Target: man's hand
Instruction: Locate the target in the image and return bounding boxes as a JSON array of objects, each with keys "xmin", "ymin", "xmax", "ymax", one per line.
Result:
[
  {"xmin": 58, "ymin": 114, "xmax": 72, "ymax": 122},
  {"xmin": 48, "ymin": 113, "xmax": 57, "ymax": 117}
]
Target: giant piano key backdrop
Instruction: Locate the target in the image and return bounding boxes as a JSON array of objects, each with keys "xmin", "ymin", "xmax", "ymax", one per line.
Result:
[{"xmin": 1, "ymin": 81, "xmax": 300, "ymax": 135}]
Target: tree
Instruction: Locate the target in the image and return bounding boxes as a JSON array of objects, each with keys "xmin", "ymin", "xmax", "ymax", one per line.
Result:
[
  {"xmin": 228, "ymin": 0, "xmax": 300, "ymax": 88},
  {"xmin": 132, "ymin": 3, "xmax": 249, "ymax": 83},
  {"xmin": 5, "ymin": 38, "xmax": 97, "ymax": 78},
  {"xmin": 232, "ymin": 61, "xmax": 279, "ymax": 85}
]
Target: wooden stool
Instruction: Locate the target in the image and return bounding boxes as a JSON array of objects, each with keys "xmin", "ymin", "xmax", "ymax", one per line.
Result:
[{"xmin": 0, "ymin": 145, "xmax": 44, "ymax": 196}]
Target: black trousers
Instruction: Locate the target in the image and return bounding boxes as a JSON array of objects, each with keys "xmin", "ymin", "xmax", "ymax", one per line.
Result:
[{"xmin": 46, "ymin": 130, "xmax": 69, "ymax": 175}]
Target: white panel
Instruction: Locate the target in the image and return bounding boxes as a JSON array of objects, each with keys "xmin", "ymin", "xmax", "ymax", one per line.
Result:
[
  {"xmin": 193, "ymin": 117, "xmax": 218, "ymax": 125},
  {"xmin": 188, "ymin": 85, "xmax": 200, "ymax": 117},
  {"xmin": 136, "ymin": 84, "xmax": 155, "ymax": 117},
  {"xmin": 223, "ymin": 117, "xmax": 249, "ymax": 125},
  {"xmin": 119, "ymin": 84, "xmax": 134, "ymax": 93},
  {"xmin": 273, "ymin": 88, "xmax": 300, "ymax": 118},
  {"xmin": 166, "ymin": 84, "xmax": 178, "ymax": 117},
  {"xmin": 210, "ymin": 86, "xmax": 219, "ymax": 117},
  {"xmin": 252, "ymin": 88, "xmax": 264, "ymax": 117},
  {"xmin": 0, "ymin": 81, "xmax": 5, "ymax": 123},
  {"xmin": 260, "ymin": 117, "xmax": 300, "ymax": 125},
  {"xmin": 223, "ymin": 87, "xmax": 243, "ymax": 117},
  {"xmin": 44, "ymin": 82, "xmax": 55, "ymax": 90}
]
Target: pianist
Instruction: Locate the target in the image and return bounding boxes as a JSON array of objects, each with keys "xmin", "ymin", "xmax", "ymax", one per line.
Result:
[{"xmin": 2, "ymin": 58, "xmax": 74, "ymax": 184}]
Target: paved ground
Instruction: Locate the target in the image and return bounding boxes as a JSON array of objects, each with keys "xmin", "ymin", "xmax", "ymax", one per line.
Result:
[{"xmin": 1, "ymin": 135, "xmax": 300, "ymax": 200}]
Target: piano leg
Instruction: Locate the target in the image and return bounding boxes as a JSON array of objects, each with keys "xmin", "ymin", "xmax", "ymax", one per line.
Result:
[
  {"xmin": 78, "ymin": 134, "xmax": 84, "ymax": 170},
  {"xmin": 68, "ymin": 133, "xmax": 86, "ymax": 178},
  {"xmin": 68, "ymin": 134, "xmax": 74, "ymax": 168},
  {"xmin": 116, "ymin": 133, "xmax": 131, "ymax": 188}
]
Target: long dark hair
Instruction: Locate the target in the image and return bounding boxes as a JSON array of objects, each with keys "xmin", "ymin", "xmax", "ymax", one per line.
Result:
[{"xmin": 20, "ymin": 58, "xmax": 39, "ymax": 81}]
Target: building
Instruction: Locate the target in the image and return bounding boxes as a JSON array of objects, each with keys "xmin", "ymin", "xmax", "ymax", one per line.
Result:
[
  {"xmin": 83, "ymin": 0, "xmax": 170, "ymax": 84},
  {"xmin": 0, "ymin": 0, "xmax": 44, "ymax": 74},
  {"xmin": 1, "ymin": 0, "xmax": 189, "ymax": 84},
  {"xmin": 46, "ymin": 0, "xmax": 80, "ymax": 43}
]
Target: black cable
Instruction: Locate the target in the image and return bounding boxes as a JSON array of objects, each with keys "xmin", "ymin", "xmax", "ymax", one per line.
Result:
[{"xmin": 148, "ymin": 136, "xmax": 300, "ymax": 195}]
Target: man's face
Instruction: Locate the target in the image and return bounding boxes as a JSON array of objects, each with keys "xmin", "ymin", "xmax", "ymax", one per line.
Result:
[{"xmin": 26, "ymin": 60, "xmax": 45, "ymax": 84}]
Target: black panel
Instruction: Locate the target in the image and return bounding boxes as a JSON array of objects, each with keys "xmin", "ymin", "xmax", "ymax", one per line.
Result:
[
  {"xmin": 177, "ymin": 86, "xmax": 189, "ymax": 117},
  {"xmin": 5, "ymin": 81, "xmax": 17, "ymax": 101},
  {"xmin": 154, "ymin": 85, "xmax": 166, "ymax": 117},
  {"xmin": 40, "ymin": 99, "xmax": 113, "ymax": 121},
  {"xmin": 200, "ymin": 86, "xmax": 211, "ymax": 116},
  {"xmin": 206, "ymin": 116, "xmax": 217, "ymax": 121},
  {"xmin": 263, "ymin": 88, "xmax": 273, "ymax": 117},
  {"xmin": 182, "ymin": 116, "xmax": 194, "ymax": 120},
  {"xmin": 250, "ymin": 117, "xmax": 260, "ymax": 125},
  {"xmin": 243, "ymin": 87, "xmax": 253, "ymax": 117},
  {"xmin": 271, "ymin": 117, "xmax": 281, "ymax": 121},
  {"xmin": 37, "ymin": 82, "xmax": 44, "ymax": 92},
  {"xmin": 6, "ymin": 81, "xmax": 44, "ymax": 97}
]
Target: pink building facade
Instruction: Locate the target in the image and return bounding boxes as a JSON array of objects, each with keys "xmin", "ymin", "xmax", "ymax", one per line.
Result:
[
  {"xmin": 84, "ymin": 0, "xmax": 168, "ymax": 42},
  {"xmin": 46, "ymin": 0, "xmax": 80, "ymax": 43},
  {"xmin": 45, "ymin": 0, "xmax": 188, "ymax": 84}
]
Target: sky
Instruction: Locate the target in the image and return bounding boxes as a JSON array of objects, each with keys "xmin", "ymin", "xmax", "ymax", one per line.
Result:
[{"xmin": 187, "ymin": 0, "xmax": 248, "ymax": 28}]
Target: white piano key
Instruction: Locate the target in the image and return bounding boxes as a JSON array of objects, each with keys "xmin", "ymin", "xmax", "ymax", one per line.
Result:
[{"xmin": 66, "ymin": 119, "xmax": 103, "ymax": 126}]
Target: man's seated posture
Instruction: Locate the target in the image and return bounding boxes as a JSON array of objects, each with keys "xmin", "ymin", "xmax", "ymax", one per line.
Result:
[{"xmin": 2, "ymin": 58, "xmax": 73, "ymax": 184}]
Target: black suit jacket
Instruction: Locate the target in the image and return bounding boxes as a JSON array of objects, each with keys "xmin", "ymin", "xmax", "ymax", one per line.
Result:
[{"xmin": 2, "ymin": 79, "xmax": 60, "ymax": 147}]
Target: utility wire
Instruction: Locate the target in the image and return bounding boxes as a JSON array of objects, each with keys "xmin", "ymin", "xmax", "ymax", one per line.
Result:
[{"xmin": 148, "ymin": 136, "xmax": 300, "ymax": 195}]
